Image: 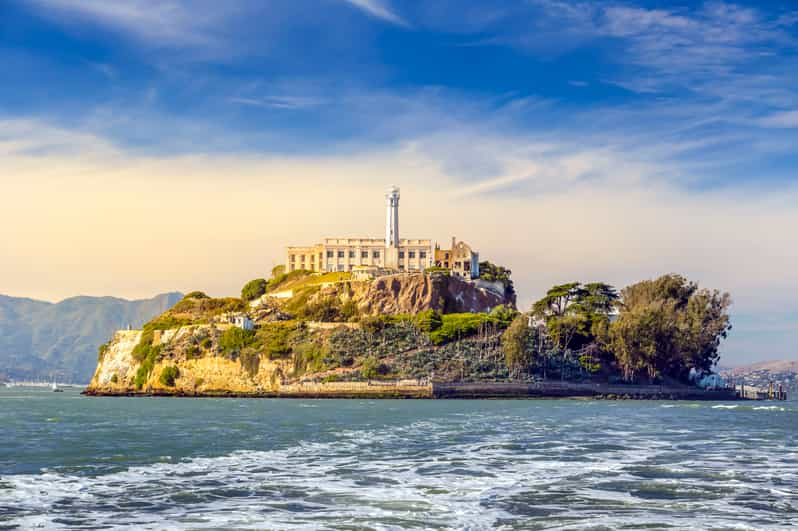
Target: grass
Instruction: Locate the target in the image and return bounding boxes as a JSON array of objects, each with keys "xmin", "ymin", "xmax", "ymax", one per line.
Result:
[{"xmin": 270, "ymin": 271, "xmax": 353, "ymax": 293}]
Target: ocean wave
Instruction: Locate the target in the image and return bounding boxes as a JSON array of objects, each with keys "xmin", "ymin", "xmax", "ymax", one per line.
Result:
[{"xmin": 3, "ymin": 415, "xmax": 797, "ymax": 530}]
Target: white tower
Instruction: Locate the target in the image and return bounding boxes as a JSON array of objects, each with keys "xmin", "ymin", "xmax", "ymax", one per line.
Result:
[
  {"xmin": 384, "ymin": 185, "xmax": 400, "ymax": 268},
  {"xmin": 385, "ymin": 185, "xmax": 400, "ymax": 247}
]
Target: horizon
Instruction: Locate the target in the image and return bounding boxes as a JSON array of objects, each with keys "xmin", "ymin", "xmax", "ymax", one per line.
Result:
[{"xmin": 2, "ymin": 0, "xmax": 797, "ymax": 366}]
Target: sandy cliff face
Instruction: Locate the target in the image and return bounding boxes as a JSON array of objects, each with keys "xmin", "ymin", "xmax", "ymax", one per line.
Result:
[
  {"xmin": 88, "ymin": 325, "xmax": 293, "ymax": 395},
  {"xmin": 355, "ymin": 273, "xmax": 509, "ymax": 315}
]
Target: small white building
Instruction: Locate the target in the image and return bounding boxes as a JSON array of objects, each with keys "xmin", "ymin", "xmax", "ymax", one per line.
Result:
[{"xmin": 233, "ymin": 315, "xmax": 254, "ymax": 331}]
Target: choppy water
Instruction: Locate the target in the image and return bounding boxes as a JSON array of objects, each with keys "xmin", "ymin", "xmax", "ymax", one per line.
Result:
[{"xmin": 1, "ymin": 388, "xmax": 796, "ymax": 530}]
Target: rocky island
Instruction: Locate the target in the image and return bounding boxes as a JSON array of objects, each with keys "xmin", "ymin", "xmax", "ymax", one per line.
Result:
[{"xmin": 85, "ymin": 267, "xmax": 742, "ymax": 400}]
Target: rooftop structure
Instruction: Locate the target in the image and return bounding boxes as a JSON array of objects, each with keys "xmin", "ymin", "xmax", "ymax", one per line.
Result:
[{"xmin": 285, "ymin": 188, "xmax": 479, "ymax": 278}]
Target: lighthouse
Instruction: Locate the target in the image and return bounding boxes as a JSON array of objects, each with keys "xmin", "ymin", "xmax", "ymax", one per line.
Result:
[{"xmin": 384, "ymin": 185, "xmax": 400, "ymax": 268}]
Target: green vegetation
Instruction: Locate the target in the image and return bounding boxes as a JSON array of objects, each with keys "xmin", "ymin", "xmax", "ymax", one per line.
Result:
[
  {"xmin": 97, "ymin": 341, "xmax": 110, "ymax": 361},
  {"xmin": 478, "ymin": 261, "xmax": 516, "ymax": 303},
  {"xmin": 134, "ymin": 345, "xmax": 161, "ymax": 390},
  {"xmin": 218, "ymin": 327, "xmax": 256, "ymax": 356},
  {"xmin": 257, "ymin": 321, "xmax": 301, "ymax": 359},
  {"xmin": 429, "ymin": 313, "xmax": 504, "ymax": 345},
  {"xmin": 241, "ymin": 278, "xmax": 268, "ymax": 301},
  {"xmin": 169, "ymin": 296, "xmax": 245, "ymax": 317},
  {"xmin": 609, "ymin": 274, "xmax": 731, "ymax": 382},
  {"xmin": 183, "ymin": 291, "xmax": 209, "ymax": 300},
  {"xmin": 159, "ymin": 366, "xmax": 180, "ymax": 387},
  {"xmin": 506, "ymin": 275, "xmax": 732, "ymax": 384},
  {"xmin": 413, "ymin": 310, "xmax": 442, "ymax": 332},
  {"xmin": 110, "ymin": 373, "xmax": 118, "ymax": 384}
]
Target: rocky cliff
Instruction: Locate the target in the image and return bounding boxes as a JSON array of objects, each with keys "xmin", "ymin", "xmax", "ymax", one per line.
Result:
[{"xmin": 85, "ymin": 272, "xmax": 516, "ymax": 397}]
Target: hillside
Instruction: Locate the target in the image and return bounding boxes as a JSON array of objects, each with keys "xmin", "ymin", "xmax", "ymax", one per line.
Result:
[
  {"xmin": 0, "ymin": 292, "xmax": 183, "ymax": 383},
  {"xmin": 720, "ymin": 360, "xmax": 798, "ymax": 392},
  {"xmin": 86, "ymin": 272, "xmax": 517, "ymax": 396}
]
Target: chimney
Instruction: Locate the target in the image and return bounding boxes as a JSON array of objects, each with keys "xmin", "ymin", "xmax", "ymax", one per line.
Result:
[{"xmin": 451, "ymin": 236, "xmax": 456, "ymax": 249}]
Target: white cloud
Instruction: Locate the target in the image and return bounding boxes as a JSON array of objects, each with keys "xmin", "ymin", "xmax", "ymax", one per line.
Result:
[
  {"xmin": 342, "ymin": 0, "xmax": 408, "ymax": 27},
  {"xmin": 25, "ymin": 0, "xmax": 230, "ymax": 48},
  {"xmin": 759, "ymin": 110, "xmax": 798, "ymax": 128}
]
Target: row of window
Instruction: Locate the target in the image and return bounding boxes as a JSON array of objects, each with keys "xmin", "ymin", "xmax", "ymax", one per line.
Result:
[{"xmin": 291, "ymin": 249, "xmax": 430, "ymax": 263}]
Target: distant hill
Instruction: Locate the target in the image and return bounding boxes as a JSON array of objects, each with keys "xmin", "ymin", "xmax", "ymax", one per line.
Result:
[
  {"xmin": 719, "ymin": 360, "xmax": 798, "ymax": 393},
  {"xmin": 0, "ymin": 292, "xmax": 182, "ymax": 383}
]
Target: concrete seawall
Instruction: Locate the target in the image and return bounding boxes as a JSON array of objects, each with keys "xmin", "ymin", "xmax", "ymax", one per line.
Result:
[
  {"xmin": 432, "ymin": 382, "xmax": 739, "ymax": 400},
  {"xmin": 85, "ymin": 380, "xmax": 741, "ymax": 400}
]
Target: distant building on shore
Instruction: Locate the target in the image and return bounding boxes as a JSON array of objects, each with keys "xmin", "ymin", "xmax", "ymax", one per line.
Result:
[{"xmin": 286, "ymin": 186, "xmax": 479, "ymax": 278}]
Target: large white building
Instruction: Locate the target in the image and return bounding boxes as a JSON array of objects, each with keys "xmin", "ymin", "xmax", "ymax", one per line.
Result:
[{"xmin": 286, "ymin": 186, "xmax": 435, "ymax": 274}]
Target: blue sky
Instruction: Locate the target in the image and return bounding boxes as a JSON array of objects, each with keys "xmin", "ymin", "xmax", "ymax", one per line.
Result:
[{"xmin": 1, "ymin": 0, "xmax": 798, "ymax": 365}]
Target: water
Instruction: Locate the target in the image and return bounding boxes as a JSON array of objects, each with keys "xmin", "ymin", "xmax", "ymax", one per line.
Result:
[{"xmin": 1, "ymin": 388, "xmax": 796, "ymax": 530}]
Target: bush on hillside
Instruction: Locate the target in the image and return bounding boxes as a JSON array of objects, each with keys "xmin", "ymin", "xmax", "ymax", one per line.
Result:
[
  {"xmin": 159, "ymin": 366, "xmax": 180, "ymax": 387},
  {"xmin": 218, "ymin": 327, "xmax": 256, "ymax": 356},
  {"xmin": 241, "ymin": 278, "xmax": 268, "ymax": 301}
]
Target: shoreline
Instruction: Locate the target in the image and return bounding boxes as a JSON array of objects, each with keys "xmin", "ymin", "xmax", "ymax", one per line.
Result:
[{"xmin": 82, "ymin": 381, "xmax": 744, "ymax": 400}]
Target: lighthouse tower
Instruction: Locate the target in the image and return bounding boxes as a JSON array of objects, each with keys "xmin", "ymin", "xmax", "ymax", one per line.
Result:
[{"xmin": 384, "ymin": 185, "xmax": 400, "ymax": 268}]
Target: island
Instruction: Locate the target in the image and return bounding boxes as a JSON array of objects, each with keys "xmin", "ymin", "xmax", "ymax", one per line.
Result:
[
  {"xmin": 85, "ymin": 267, "xmax": 744, "ymax": 400},
  {"xmin": 85, "ymin": 186, "xmax": 754, "ymax": 400}
]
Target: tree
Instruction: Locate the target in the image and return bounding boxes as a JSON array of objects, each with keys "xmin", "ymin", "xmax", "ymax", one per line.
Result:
[
  {"xmin": 502, "ymin": 314, "xmax": 534, "ymax": 374},
  {"xmin": 478, "ymin": 261, "xmax": 517, "ymax": 304},
  {"xmin": 241, "ymin": 278, "xmax": 268, "ymax": 301},
  {"xmin": 609, "ymin": 274, "xmax": 731, "ymax": 383},
  {"xmin": 532, "ymin": 282, "xmax": 619, "ymax": 353}
]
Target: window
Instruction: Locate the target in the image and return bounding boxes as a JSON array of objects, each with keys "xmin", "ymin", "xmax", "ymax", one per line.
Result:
[
  {"xmin": 399, "ymin": 251, "xmax": 405, "ymax": 259},
  {"xmin": 289, "ymin": 264, "xmax": 295, "ymax": 271},
  {"xmin": 338, "ymin": 250, "xmax": 344, "ymax": 258},
  {"xmin": 373, "ymin": 251, "xmax": 380, "ymax": 258},
  {"xmin": 445, "ymin": 252, "xmax": 449, "ymax": 259},
  {"xmin": 327, "ymin": 250, "xmax": 334, "ymax": 258},
  {"xmin": 420, "ymin": 251, "xmax": 426, "ymax": 259},
  {"xmin": 361, "ymin": 251, "xmax": 369, "ymax": 259},
  {"xmin": 408, "ymin": 251, "xmax": 416, "ymax": 259},
  {"xmin": 337, "ymin": 264, "xmax": 345, "ymax": 272},
  {"xmin": 444, "ymin": 262, "xmax": 449, "ymax": 268},
  {"xmin": 319, "ymin": 252, "xmax": 323, "ymax": 260},
  {"xmin": 300, "ymin": 255, "xmax": 305, "ymax": 263},
  {"xmin": 349, "ymin": 250, "xmax": 355, "ymax": 259}
]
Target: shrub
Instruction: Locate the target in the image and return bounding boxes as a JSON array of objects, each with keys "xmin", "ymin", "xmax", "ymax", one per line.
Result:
[
  {"xmin": 218, "ymin": 327, "xmax": 256, "ymax": 356},
  {"xmin": 360, "ymin": 356, "xmax": 390, "ymax": 379},
  {"xmin": 159, "ymin": 366, "xmax": 180, "ymax": 387},
  {"xmin": 97, "ymin": 341, "xmax": 110, "ymax": 361},
  {"xmin": 293, "ymin": 341, "xmax": 327, "ymax": 376},
  {"xmin": 429, "ymin": 313, "xmax": 497, "ymax": 345},
  {"xmin": 489, "ymin": 304, "xmax": 519, "ymax": 327},
  {"xmin": 241, "ymin": 278, "xmax": 268, "ymax": 301},
  {"xmin": 186, "ymin": 345, "xmax": 201, "ymax": 359},
  {"xmin": 414, "ymin": 310, "xmax": 442, "ymax": 332},
  {"xmin": 258, "ymin": 322, "xmax": 297, "ymax": 359},
  {"xmin": 184, "ymin": 291, "xmax": 209, "ymax": 300},
  {"xmin": 271, "ymin": 265, "xmax": 286, "ymax": 278},
  {"xmin": 110, "ymin": 373, "xmax": 118, "ymax": 384},
  {"xmin": 134, "ymin": 345, "xmax": 161, "ymax": 390}
]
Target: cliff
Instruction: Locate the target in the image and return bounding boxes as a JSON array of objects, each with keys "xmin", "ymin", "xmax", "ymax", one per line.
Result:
[{"xmin": 86, "ymin": 272, "xmax": 516, "ymax": 397}]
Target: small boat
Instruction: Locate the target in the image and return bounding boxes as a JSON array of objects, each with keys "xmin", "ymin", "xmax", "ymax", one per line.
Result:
[{"xmin": 52, "ymin": 381, "xmax": 64, "ymax": 392}]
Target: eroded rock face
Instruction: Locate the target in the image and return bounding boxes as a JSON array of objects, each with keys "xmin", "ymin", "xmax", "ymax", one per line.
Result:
[{"xmin": 356, "ymin": 273, "xmax": 511, "ymax": 315}]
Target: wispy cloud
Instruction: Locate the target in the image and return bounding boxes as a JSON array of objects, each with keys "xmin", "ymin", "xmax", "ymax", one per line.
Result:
[
  {"xmin": 759, "ymin": 110, "xmax": 798, "ymax": 128},
  {"xmin": 229, "ymin": 96, "xmax": 327, "ymax": 110},
  {"xmin": 342, "ymin": 0, "xmax": 408, "ymax": 27},
  {"xmin": 24, "ymin": 0, "xmax": 230, "ymax": 48}
]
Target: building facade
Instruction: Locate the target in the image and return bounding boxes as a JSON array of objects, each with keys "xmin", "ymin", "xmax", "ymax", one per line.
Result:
[
  {"xmin": 434, "ymin": 237, "xmax": 480, "ymax": 279},
  {"xmin": 285, "ymin": 187, "xmax": 476, "ymax": 278}
]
